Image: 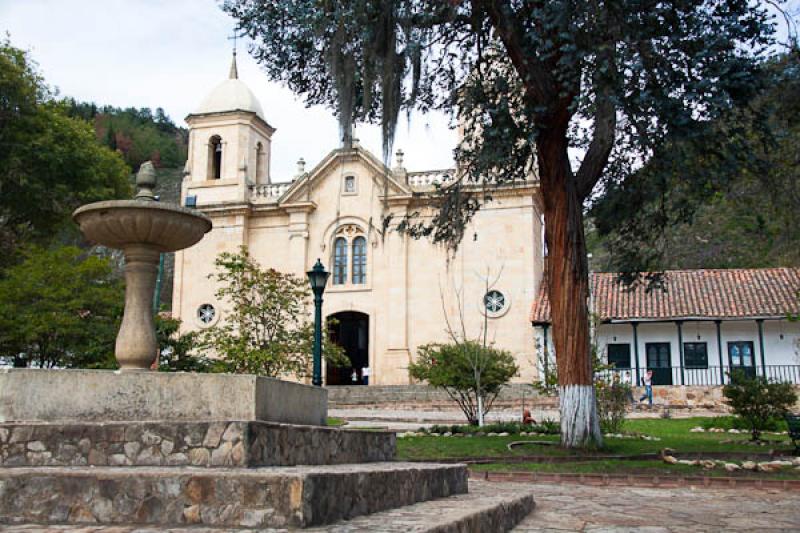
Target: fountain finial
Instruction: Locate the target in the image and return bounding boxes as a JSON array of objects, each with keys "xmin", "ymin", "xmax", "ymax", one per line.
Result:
[{"xmin": 135, "ymin": 161, "xmax": 157, "ymax": 201}]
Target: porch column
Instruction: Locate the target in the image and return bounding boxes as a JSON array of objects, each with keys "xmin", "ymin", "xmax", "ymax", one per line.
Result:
[
  {"xmin": 676, "ymin": 320, "xmax": 685, "ymax": 385},
  {"xmin": 542, "ymin": 324, "xmax": 550, "ymax": 380},
  {"xmin": 715, "ymin": 320, "xmax": 724, "ymax": 385},
  {"xmin": 757, "ymin": 319, "xmax": 766, "ymax": 378},
  {"xmin": 632, "ymin": 322, "xmax": 641, "ymax": 384}
]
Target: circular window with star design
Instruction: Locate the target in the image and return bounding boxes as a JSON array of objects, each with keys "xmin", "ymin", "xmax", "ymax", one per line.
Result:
[
  {"xmin": 195, "ymin": 303, "xmax": 219, "ymax": 327},
  {"xmin": 482, "ymin": 290, "xmax": 510, "ymax": 318}
]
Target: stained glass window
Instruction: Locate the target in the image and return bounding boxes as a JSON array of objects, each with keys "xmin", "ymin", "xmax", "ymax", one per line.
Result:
[
  {"xmin": 333, "ymin": 237, "xmax": 347, "ymax": 285},
  {"xmin": 352, "ymin": 236, "xmax": 367, "ymax": 284}
]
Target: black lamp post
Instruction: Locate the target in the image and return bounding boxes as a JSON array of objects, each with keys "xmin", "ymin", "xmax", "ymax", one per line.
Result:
[{"xmin": 307, "ymin": 259, "xmax": 330, "ymax": 386}]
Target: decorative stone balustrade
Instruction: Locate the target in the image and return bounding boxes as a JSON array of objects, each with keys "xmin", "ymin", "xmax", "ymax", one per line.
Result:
[
  {"xmin": 407, "ymin": 169, "xmax": 455, "ymax": 187},
  {"xmin": 250, "ymin": 182, "xmax": 292, "ymax": 199}
]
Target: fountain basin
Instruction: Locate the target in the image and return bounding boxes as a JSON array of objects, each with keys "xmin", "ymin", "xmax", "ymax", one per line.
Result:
[
  {"xmin": 73, "ymin": 200, "xmax": 211, "ymax": 252},
  {"xmin": 73, "ymin": 199, "xmax": 211, "ymax": 370}
]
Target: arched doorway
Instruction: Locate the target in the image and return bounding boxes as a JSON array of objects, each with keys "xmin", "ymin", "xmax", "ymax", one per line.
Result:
[{"xmin": 327, "ymin": 311, "xmax": 369, "ymax": 385}]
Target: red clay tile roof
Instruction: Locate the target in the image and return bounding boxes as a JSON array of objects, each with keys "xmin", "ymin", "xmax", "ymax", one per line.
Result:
[{"xmin": 530, "ymin": 268, "xmax": 800, "ymax": 324}]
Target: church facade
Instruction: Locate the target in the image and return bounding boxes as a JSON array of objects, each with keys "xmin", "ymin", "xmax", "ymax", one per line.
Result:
[{"xmin": 172, "ymin": 59, "xmax": 544, "ymax": 385}]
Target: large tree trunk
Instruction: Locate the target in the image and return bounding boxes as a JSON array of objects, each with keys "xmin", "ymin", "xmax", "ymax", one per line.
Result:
[{"xmin": 537, "ymin": 134, "xmax": 603, "ymax": 449}]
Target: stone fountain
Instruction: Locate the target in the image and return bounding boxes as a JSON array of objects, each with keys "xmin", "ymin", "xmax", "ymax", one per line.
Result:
[{"xmin": 72, "ymin": 161, "xmax": 211, "ymax": 369}]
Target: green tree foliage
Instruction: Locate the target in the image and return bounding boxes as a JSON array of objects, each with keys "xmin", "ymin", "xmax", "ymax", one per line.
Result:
[
  {"xmin": 203, "ymin": 248, "xmax": 348, "ymax": 378},
  {"xmin": 63, "ymin": 99, "xmax": 188, "ymax": 170},
  {"xmin": 723, "ymin": 370, "xmax": 798, "ymax": 441},
  {"xmin": 155, "ymin": 314, "xmax": 215, "ymax": 372},
  {"xmin": 225, "ymin": 0, "xmax": 774, "ymax": 448},
  {"xmin": 409, "ymin": 341, "xmax": 518, "ymax": 425},
  {"xmin": 590, "ymin": 51, "xmax": 800, "ymax": 273},
  {"xmin": 0, "ymin": 246, "xmax": 123, "ymax": 369},
  {"xmin": 0, "ymin": 40, "xmax": 131, "ymax": 261}
]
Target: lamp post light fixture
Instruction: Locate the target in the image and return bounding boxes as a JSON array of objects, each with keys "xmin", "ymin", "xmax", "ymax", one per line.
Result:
[{"xmin": 307, "ymin": 258, "xmax": 330, "ymax": 387}]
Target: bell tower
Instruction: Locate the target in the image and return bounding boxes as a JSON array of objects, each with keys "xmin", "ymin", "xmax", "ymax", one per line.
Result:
[{"xmin": 183, "ymin": 51, "xmax": 275, "ymax": 206}]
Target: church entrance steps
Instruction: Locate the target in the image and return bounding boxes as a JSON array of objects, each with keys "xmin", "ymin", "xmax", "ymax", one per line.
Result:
[
  {"xmin": 326, "ymin": 384, "xmax": 550, "ymax": 410},
  {"xmin": 1, "ymin": 481, "xmax": 534, "ymax": 533},
  {"xmin": 0, "ymin": 462, "xmax": 468, "ymax": 529},
  {"xmin": 0, "ymin": 421, "xmax": 395, "ymax": 468}
]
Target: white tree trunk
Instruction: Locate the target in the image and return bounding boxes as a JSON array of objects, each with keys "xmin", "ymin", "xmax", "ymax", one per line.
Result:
[
  {"xmin": 559, "ymin": 384, "xmax": 603, "ymax": 448},
  {"xmin": 477, "ymin": 393, "xmax": 484, "ymax": 427}
]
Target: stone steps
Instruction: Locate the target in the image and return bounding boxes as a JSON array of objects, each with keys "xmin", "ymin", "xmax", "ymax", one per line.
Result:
[
  {"xmin": 307, "ymin": 480, "xmax": 535, "ymax": 532},
  {"xmin": 3, "ymin": 481, "xmax": 535, "ymax": 533},
  {"xmin": 0, "ymin": 462, "xmax": 468, "ymax": 529},
  {"xmin": 1, "ymin": 481, "xmax": 535, "ymax": 532},
  {"xmin": 1, "ymin": 421, "xmax": 395, "ymax": 468}
]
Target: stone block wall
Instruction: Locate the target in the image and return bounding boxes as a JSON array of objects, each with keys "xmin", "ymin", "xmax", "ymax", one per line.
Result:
[
  {"xmin": 327, "ymin": 383, "xmax": 547, "ymax": 409},
  {"xmin": 0, "ymin": 421, "xmax": 395, "ymax": 468}
]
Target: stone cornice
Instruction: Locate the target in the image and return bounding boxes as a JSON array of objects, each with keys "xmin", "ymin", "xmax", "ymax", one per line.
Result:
[{"xmin": 185, "ymin": 110, "xmax": 275, "ymax": 137}]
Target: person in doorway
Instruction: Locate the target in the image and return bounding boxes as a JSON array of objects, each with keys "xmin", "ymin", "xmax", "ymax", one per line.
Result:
[
  {"xmin": 361, "ymin": 366, "xmax": 370, "ymax": 385},
  {"xmin": 639, "ymin": 369, "xmax": 654, "ymax": 406},
  {"xmin": 351, "ymin": 369, "xmax": 358, "ymax": 384}
]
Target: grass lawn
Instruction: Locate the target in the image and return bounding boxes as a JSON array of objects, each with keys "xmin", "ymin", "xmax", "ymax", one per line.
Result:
[{"xmin": 396, "ymin": 417, "xmax": 799, "ymax": 478}]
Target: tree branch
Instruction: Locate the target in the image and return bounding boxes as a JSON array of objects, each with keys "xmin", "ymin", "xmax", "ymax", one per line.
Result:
[
  {"xmin": 576, "ymin": 88, "xmax": 616, "ymax": 198},
  {"xmin": 478, "ymin": 0, "xmax": 554, "ymax": 108}
]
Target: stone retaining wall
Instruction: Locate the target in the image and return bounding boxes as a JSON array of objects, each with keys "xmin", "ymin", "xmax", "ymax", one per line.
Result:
[
  {"xmin": 329, "ymin": 384, "xmax": 800, "ymax": 410},
  {"xmin": 327, "ymin": 383, "xmax": 549, "ymax": 409},
  {"xmin": 0, "ymin": 421, "xmax": 395, "ymax": 468}
]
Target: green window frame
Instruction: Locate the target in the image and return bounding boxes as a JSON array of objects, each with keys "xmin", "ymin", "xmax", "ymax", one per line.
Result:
[
  {"xmin": 607, "ymin": 343, "xmax": 631, "ymax": 369},
  {"xmin": 683, "ymin": 342, "xmax": 708, "ymax": 369}
]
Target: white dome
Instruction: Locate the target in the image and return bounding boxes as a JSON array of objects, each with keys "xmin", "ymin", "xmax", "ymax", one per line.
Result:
[{"xmin": 194, "ymin": 78, "xmax": 265, "ymax": 120}]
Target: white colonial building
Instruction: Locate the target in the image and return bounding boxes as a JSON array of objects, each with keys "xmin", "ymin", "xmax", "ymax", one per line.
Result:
[
  {"xmin": 172, "ymin": 56, "xmax": 543, "ymax": 385},
  {"xmin": 531, "ymin": 268, "xmax": 800, "ymax": 387}
]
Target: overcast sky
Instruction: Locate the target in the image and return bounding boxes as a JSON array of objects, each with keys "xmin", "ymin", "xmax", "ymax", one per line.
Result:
[{"xmin": 0, "ymin": 0, "xmax": 457, "ymax": 180}]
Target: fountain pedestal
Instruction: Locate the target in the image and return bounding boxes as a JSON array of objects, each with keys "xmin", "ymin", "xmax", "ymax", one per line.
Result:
[{"xmin": 116, "ymin": 244, "xmax": 160, "ymax": 369}]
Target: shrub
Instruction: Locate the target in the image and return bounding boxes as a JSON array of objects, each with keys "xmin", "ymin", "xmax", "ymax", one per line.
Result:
[
  {"xmin": 701, "ymin": 415, "xmax": 787, "ymax": 432},
  {"xmin": 723, "ymin": 370, "xmax": 798, "ymax": 441},
  {"xmin": 409, "ymin": 341, "xmax": 518, "ymax": 425},
  {"xmin": 203, "ymin": 248, "xmax": 348, "ymax": 378},
  {"xmin": 422, "ymin": 420, "xmax": 558, "ymax": 436},
  {"xmin": 595, "ymin": 379, "xmax": 631, "ymax": 434}
]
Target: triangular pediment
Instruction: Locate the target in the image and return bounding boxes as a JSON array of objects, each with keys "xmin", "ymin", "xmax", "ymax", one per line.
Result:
[{"xmin": 278, "ymin": 146, "xmax": 411, "ymax": 205}]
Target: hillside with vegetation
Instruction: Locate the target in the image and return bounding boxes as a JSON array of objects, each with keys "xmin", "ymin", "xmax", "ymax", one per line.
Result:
[
  {"xmin": 61, "ymin": 100, "xmax": 187, "ymax": 310},
  {"xmin": 588, "ymin": 51, "xmax": 800, "ymax": 274}
]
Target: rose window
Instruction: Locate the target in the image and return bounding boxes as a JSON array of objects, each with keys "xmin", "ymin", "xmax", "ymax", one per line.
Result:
[{"xmin": 197, "ymin": 303, "xmax": 216, "ymax": 325}]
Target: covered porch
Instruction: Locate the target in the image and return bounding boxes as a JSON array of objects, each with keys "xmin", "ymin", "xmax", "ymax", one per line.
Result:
[{"xmin": 531, "ymin": 268, "xmax": 800, "ymax": 387}]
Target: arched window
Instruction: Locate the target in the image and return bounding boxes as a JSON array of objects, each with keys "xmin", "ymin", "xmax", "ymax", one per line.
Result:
[
  {"xmin": 333, "ymin": 237, "xmax": 348, "ymax": 285},
  {"xmin": 208, "ymin": 135, "xmax": 222, "ymax": 180},
  {"xmin": 255, "ymin": 142, "xmax": 263, "ymax": 183},
  {"xmin": 352, "ymin": 236, "xmax": 367, "ymax": 284}
]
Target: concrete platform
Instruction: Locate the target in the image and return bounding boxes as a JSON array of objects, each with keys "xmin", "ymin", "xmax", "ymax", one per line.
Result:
[
  {"xmin": 2, "ymin": 481, "xmax": 535, "ymax": 532},
  {"xmin": 0, "ymin": 369, "xmax": 326, "ymax": 426},
  {"xmin": 0, "ymin": 463, "xmax": 469, "ymax": 529},
  {"xmin": 0, "ymin": 420, "xmax": 395, "ymax": 468}
]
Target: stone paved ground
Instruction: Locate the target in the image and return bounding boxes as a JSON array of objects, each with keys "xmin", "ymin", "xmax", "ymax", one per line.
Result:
[
  {"xmin": 513, "ymin": 482, "xmax": 800, "ymax": 532},
  {"xmin": 7, "ymin": 481, "xmax": 799, "ymax": 532}
]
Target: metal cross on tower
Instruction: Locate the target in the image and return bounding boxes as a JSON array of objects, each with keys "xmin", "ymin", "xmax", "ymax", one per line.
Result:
[
  {"xmin": 227, "ymin": 31, "xmax": 243, "ymax": 56},
  {"xmin": 227, "ymin": 30, "xmax": 244, "ymax": 79}
]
